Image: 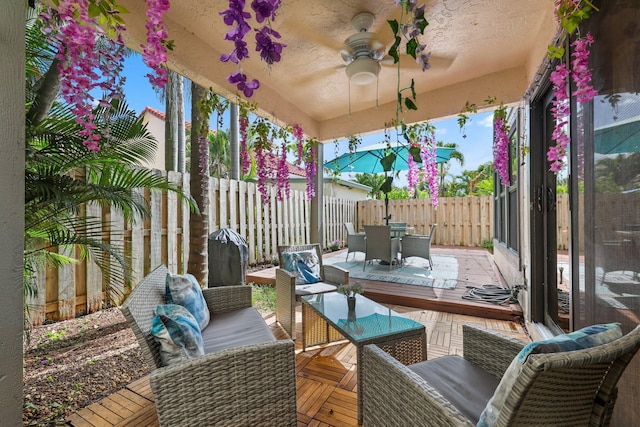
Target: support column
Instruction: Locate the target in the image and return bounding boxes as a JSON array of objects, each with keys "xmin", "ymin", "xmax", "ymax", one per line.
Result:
[
  {"xmin": 0, "ymin": 1, "xmax": 25, "ymax": 423},
  {"xmin": 229, "ymin": 102, "xmax": 240, "ymax": 180},
  {"xmin": 310, "ymin": 144, "xmax": 324, "ymax": 248}
]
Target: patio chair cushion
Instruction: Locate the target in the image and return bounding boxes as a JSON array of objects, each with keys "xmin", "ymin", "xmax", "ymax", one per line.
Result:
[
  {"xmin": 409, "ymin": 355, "xmax": 500, "ymax": 425},
  {"xmin": 281, "ymin": 249, "xmax": 321, "ymax": 285},
  {"xmin": 201, "ymin": 306, "xmax": 276, "ymax": 353},
  {"xmin": 477, "ymin": 322, "xmax": 624, "ymax": 427},
  {"xmin": 295, "ymin": 282, "xmax": 338, "ymax": 296},
  {"xmin": 165, "ymin": 272, "xmax": 210, "ymax": 330},
  {"xmin": 150, "ymin": 304, "xmax": 205, "ymax": 366}
]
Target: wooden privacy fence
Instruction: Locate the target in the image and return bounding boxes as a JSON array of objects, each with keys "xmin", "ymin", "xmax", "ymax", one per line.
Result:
[
  {"xmin": 27, "ymin": 171, "xmax": 354, "ymax": 325},
  {"xmin": 28, "ymin": 172, "xmax": 568, "ymax": 324},
  {"xmin": 356, "ymin": 197, "xmax": 494, "ymax": 247}
]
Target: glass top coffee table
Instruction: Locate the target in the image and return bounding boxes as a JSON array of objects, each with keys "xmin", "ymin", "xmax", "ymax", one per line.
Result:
[{"xmin": 301, "ymin": 292, "xmax": 427, "ymax": 424}]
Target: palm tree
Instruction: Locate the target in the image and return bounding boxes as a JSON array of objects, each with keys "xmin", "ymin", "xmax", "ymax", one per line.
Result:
[
  {"xmin": 25, "ymin": 99, "xmax": 194, "ymax": 305},
  {"xmin": 436, "ymin": 141, "xmax": 465, "ymax": 195},
  {"xmin": 187, "ymin": 83, "xmax": 210, "ymax": 285},
  {"xmin": 354, "ymin": 173, "xmax": 386, "ymax": 199},
  {"xmin": 24, "ymin": 9, "xmax": 195, "ymax": 316},
  {"xmin": 208, "ymin": 129, "xmax": 231, "ymax": 177}
]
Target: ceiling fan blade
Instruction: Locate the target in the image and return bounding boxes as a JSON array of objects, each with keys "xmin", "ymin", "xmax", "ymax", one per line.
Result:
[
  {"xmin": 340, "ymin": 49, "xmax": 354, "ymax": 64},
  {"xmin": 380, "ymin": 53, "xmax": 455, "ymax": 69},
  {"xmin": 294, "ymin": 67, "xmax": 342, "ymax": 86},
  {"xmin": 371, "ymin": 39, "xmax": 385, "ymax": 51}
]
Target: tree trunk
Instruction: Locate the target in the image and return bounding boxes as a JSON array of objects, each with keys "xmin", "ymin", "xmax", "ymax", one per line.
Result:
[
  {"xmin": 187, "ymin": 83, "xmax": 209, "ymax": 286},
  {"xmin": 177, "ymin": 75, "xmax": 186, "ymax": 173},
  {"xmin": 164, "ymin": 71, "xmax": 178, "ymax": 171},
  {"xmin": 27, "ymin": 57, "xmax": 61, "ymax": 126}
]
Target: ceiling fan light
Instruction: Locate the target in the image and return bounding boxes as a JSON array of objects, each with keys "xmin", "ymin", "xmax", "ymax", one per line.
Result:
[{"xmin": 346, "ymin": 58, "xmax": 380, "ymax": 85}]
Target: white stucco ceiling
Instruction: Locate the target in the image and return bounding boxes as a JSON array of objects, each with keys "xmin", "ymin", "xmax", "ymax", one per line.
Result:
[{"xmin": 117, "ymin": 0, "xmax": 557, "ymax": 142}]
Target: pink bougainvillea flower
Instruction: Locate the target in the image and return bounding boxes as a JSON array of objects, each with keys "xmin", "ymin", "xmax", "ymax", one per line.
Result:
[
  {"xmin": 276, "ymin": 139, "xmax": 290, "ymax": 201},
  {"xmin": 493, "ymin": 116, "xmax": 511, "ymax": 187},
  {"xmin": 239, "ymin": 114, "xmax": 251, "ymax": 175},
  {"xmin": 571, "ymin": 32, "xmax": 597, "ymax": 103}
]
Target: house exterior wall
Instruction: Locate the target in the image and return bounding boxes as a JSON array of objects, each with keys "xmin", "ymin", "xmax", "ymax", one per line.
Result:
[
  {"xmin": 290, "ymin": 178, "xmax": 370, "ymax": 201},
  {"xmin": 141, "ymin": 111, "xmax": 166, "ymax": 170},
  {"xmin": 0, "ymin": 1, "xmax": 25, "ymax": 423}
]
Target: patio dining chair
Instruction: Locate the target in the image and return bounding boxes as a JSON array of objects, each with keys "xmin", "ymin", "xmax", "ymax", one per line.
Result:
[
  {"xmin": 363, "ymin": 225, "xmax": 401, "ymax": 271},
  {"xmin": 401, "ymin": 224, "xmax": 437, "ymax": 269},
  {"xmin": 363, "ymin": 323, "xmax": 640, "ymax": 427},
  {"xmin": 344, "ymin": 222, "xmax": 366, "ymax": 261},
  {"xmin": 276, "ymin": 243, "xmax": 349, "ymax": 339}
]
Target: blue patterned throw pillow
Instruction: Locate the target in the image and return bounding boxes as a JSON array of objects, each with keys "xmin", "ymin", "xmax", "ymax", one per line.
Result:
[
  {"xmin": 150, "ymin": 304, "xmax": 205, "ymax": 366},
  {"xmin": 476, "ymin": 323, "xmax": 623, "ymax": 427},
  {"xmin": 282, "ymin": 250, "xmax": 321, "ymax": 285},
  {"xmin": 165, "ymin": 273, "xmax": 210, "ymax": 330}
]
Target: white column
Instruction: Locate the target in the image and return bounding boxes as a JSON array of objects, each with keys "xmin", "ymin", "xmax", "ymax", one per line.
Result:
[
  {"xmin": 0, "ymin": 0, "xmax": 25, "ymax": 423},
  {"xmin": 310, "ymin": 145, "xmax": 324, "ymax": 248}
]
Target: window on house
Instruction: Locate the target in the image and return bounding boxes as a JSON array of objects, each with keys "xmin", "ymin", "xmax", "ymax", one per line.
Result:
[{"xmin": 494, "ymin": 110, "xmax": 519, "ymax": 252}]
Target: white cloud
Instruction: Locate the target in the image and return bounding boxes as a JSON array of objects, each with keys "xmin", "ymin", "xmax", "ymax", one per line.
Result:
[
  {"xmin": 478, "ymin": 114, "xmax": 494, "ymax": 128},
  {"xmin": 437, "ymin": 127, "xmax": 447, "ymax": 135}
]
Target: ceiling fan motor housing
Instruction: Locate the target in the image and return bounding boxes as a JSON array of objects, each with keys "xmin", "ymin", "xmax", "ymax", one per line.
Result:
[{"xmin": 344, "ymin": 12, "xmax": 383, "ymax": 85}]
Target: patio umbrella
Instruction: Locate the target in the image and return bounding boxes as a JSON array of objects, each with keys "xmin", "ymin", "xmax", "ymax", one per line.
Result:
[
  {"xmin": 324, "ymin": 141, "xmax": 455, "ymax": 174},
  {"xmin": 324, "ymin": 142, "xmax": 454, "ymax": 224},
  {"xmin": 594, "ymin": 117, "xmax": 640, "ymax": 154}
]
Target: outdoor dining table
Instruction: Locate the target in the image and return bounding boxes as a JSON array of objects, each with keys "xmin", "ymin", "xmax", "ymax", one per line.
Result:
[
  {"xmin": 390, "ymin": 224, "xmax": 414, "ymax": 237},
  {"xmin": 300, "ymin": 292, "xmax": 427, "ymax": 424}
]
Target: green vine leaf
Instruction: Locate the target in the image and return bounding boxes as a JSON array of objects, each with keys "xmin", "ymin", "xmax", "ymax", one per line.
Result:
[
  {"xmin": 410, "ymin": 79, "xmax": 416, "ymax": 100},
  {"xmin": 408, "ymin": 146, "xmax": 422, "ymax": 162},
  {"xmin": 405, "ymin": 97, "xmax": 417, "ymax": 110},
  {"xmin": 406, "ymin": 38, "xmax": 418, "ymax": 59},
  {"xmin": 389, "ymin": 35, "xmax": 402, "ymax": 63},
  {"xmin": 381, "ymin": 153, "xmax": 396, "ymax": 172},
  {"xmin": 417, "ymin": 18, "xmax": 428, "ymax": 34},
  {"xmin": 380, "ymin": 176, "xmax": 394, "ymax": 194},
  {"xmin": 388, "ymin": 19, "xmax": 399, "ymax": 36}
]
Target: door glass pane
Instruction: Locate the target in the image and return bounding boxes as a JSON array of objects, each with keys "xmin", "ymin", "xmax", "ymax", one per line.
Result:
[{"xmin": 576, "ymin": 1, "xmax": 640, "ymax": 425}]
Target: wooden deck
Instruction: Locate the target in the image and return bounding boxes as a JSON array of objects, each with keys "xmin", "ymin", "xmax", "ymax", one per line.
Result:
[
  {"xmin": 67, "ymin": 246, "xmax": 526, "ymax": 426},
  {"xmin": 67, "ymin": 304, "xmax": 529, "ymax": 426},
  {"xmin": 249, "ymin": 246, "xmax": 523, "ymax": 321}
]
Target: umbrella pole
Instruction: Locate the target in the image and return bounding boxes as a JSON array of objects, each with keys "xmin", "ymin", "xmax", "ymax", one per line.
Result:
[{"xmin": 385, "ymin": 193, "xmax": 390, "ymax": 225}]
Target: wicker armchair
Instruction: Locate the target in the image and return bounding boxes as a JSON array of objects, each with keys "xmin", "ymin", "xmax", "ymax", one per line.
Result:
[
  {"xmin": 344, "ymin": 222, "xmax": 366, "ymax": 261},
  {"xmin": 401, "ymin": 224, "xmax": 437, "ymax": 269},
  {"xmin": 276, "ymin": 244, "xmax": 349, "ymax": 339},
  {"xmin": 363, "ymin": 324, "xmax": 640, "ymax": 427},
  {"xmin": 121, "ymin": 265, "xmax": 297, "ymax": 426}
]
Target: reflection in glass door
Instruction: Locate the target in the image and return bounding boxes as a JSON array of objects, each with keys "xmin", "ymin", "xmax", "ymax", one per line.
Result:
[{"xmin": 530, "ymin": 84, "xmax": 565, "ymax": 332}]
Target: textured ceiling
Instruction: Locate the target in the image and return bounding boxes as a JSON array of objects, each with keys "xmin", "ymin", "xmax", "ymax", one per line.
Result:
[{"xmin": 117, "ymin": 0, "xmax": 556, "ymax": 142}]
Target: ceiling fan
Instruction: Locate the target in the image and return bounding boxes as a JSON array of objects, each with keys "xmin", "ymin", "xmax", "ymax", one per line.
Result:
[
  {"xmin": 336, "ymin": 11, "xmax": 455, "ymax": 88},
  {"xmin": 339, "ymin": 12, "xmax": 388, "ymax": 86}
]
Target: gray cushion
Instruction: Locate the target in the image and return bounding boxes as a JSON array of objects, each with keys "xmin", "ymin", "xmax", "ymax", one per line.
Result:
[
  {"xmin": 201, "ymin": 307, "xmax": 276, "ymax": 354},
  {"xmin": 409, "ymin": 355, "xmax": 500, "ymax": 425},
  {"xmin": 295, "ymin": 281, "xmax": 337, "ymax": 296}
]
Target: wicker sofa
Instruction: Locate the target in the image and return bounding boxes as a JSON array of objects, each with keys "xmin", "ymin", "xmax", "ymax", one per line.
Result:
[
  {"xmin": 362, "ymin": 323, "xmax": 640, "ymax": 427},
  {"xmin": 120, "ymin": 264, "xmax": 297, "ymax": 427}
]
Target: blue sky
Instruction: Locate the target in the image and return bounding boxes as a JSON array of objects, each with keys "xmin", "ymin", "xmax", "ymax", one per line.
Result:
[{"xmin": 121, "ymin": 54, "xmax": 495, "ymax": 184}]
